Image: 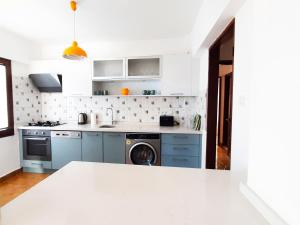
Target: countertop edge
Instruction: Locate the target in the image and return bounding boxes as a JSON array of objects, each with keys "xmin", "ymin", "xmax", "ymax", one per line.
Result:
[{"xmin": 17, "ymin": 124, "xmax": 203, "ymax": 135}]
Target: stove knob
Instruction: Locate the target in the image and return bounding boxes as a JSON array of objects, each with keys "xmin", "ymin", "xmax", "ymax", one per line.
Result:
[
  {"xmin": 41, "ymin": 131, "xmax": 45, "ymax": 135},
  {"xmin": 27, "ymin": 131, "xmax": 31, "ymax": 135},
  {"xmin": 35, "ymin": 132, "xmax": 38, "ymax": 135}
]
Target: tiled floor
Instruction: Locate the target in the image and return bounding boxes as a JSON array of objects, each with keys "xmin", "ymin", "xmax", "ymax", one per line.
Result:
[
  {"xmin": 0, "ymin": 171, "xmax": 49, "ymax": 207},
  {"xmin": 217, "ymin": 146, "xmax": 230, "ymax": 170}
]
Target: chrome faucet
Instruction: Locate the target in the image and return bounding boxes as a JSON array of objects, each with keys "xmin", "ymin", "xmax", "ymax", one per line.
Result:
[{"xmin": 106, "ymin": 108, "xmax": 113, "ymax": 125}]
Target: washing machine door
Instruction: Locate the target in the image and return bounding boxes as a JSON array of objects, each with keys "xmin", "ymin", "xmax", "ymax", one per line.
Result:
[{"xmin": 129, "ymin": 142, "xmax": 157, "ymax": 165}]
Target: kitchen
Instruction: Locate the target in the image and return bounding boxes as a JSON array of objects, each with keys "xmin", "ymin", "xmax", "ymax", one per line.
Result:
[{"xmin": 0, "ymin": 1, "xmax": 298, "ymax": 225}]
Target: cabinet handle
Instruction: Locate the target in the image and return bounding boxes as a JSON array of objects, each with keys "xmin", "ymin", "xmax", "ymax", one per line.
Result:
[
  {"xmin": 107, "ymin": 134, "xmax": 121, "ymax": 137},
  {"xmin": 172, "ymin": 158, "xmax": 188, "ymax": 162},
  {"xmin": 31, "ymin": 162, "xmax": 43, "ymax": 166},
  {"xmin": 173, "ymin": 147, "xmax": 189, "ymax": 151},
  {"xmin": 86, "ymin": 133, "xmax": 99, "ymax": 136},
  {"xmin": 173, "ymin": 135, "xmax": 188, "ymax": 139},
  {"xmin": 24, "ymin": 137, "xmax": 48, "ymax": 141},
  {"xmin": 170, "ymin": 93, "xmax": 184, "ymax": 96}
]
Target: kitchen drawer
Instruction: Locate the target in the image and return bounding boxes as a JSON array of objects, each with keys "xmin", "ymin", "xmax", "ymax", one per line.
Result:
[
  {"xmin": 22, "ymin": 160, "xmax": 52, "ymax": 169},
  {"xmin": 161, "ymin": 134, "xmax": 201, "ymax": 145},
  {"xmin": 162, "ymin": 144, "xmax": 200, "ymax": 156},
  {"xmin": 161, "ymin": 155, "xmax": 200, "ymax": 168}
]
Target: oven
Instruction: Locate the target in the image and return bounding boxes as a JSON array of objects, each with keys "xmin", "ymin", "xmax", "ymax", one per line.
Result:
[{"xmin": 22, "ymin": 129, "xmax": 51, "ymax": 161}]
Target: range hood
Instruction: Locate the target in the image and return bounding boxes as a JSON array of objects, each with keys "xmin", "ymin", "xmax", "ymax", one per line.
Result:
[{"xmin": 29, "ymin": 74, "xmax": 62, "ymax": 92}]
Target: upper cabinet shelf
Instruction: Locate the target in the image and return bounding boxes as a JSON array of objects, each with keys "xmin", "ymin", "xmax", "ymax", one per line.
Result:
[
  {"xmin": 127, "ymin": 56, "xmax": 161, "ymax": 79},
  {"xmin": 92, "ymin": 56, "xmax": 161, "ymax": 81},
  {"xmin": 93, "ymin": 58, "xmax": 125, "ymax": 80}
]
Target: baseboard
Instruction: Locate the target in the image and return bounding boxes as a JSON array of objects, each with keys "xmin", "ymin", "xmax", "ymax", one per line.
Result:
[
  {"xmin": 240, "ymin": 183, "xmax": 288, "ymax": 225},
  {"xmin": 0, "ymin": 168, "xmax": 22, "ymax": 182}
]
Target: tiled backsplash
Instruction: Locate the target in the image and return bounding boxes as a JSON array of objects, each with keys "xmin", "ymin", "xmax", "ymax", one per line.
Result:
[
  {"xmin": 41, "ymin": 94, "xmax": 198, "ymax": 127},
  {"xmin": 13, "ymin": 76, "xmax": 42, "ymax": 125},
  {"xmin": 13, "ymin": 76, "xmax": 206, "ymax": 128}
]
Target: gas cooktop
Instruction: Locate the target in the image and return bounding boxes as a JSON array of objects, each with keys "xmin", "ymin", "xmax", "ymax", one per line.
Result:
[{"xmin": 28, "ymin": 121, "xmax": 65, "ymax": 127}]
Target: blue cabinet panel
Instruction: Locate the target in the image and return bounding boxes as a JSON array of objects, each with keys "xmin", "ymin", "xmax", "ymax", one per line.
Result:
[
  {"xmin": 82, "ymin": 132, "xmax": 103, "ymax": 162},
  {"xmin": 162, "ymin": 144, "xmax": 200, "ymax": 157},
  {"xmin": 51, "ymin": 138, "xmax": 82, "ymax": 169},
  {"xmin": 22, "ymin": 160, "xmax": 52, "ymax": 169},
  {"xmin": 103, "ymin": 133, "xmax": 125, "ymax": 164},
  {"xmin": 161, "ymin": 134, "xmax": 202, "ymax": 168},
  {"xmin": 161, "ymin": 155, "xmax": 200, "ymax": 168},
  {"xmin": 161, "ymin": 134, "xmax": 201, "ymax": 145}
]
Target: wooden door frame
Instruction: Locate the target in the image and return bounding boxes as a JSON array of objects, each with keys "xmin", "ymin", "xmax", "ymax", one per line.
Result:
[{"xmin": 206, "ymin": 20, "xmax": 235, "ymax": 169}]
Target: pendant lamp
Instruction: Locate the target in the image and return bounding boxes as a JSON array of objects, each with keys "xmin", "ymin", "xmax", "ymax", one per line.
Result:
[{"xmin": 63, "ymin": 1, "xmax": 87, "ymax": 60}]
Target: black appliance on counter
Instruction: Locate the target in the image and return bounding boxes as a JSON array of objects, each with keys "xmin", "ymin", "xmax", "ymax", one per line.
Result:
[
  {"xmin": 78, "ymin": 113, "xmax": 88, "ymax": 125},
  {"xmin": 160, "ymin": 115, "xmax": 175, "ymax": 127},
  {"xmin": 22, "ymin": 129, "xmax": 51, "ymax": 161}
]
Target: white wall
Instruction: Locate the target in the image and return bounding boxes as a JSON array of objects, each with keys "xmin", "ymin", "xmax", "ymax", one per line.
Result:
[
  {"xmin": 191, "ymin": 0, "xmax": 246, "ymax": 53},
  {"xmin": 0, "ymin": 27, "xmax": 40, "ymax": 63},
  {"xmin": 40, "ymin": 36, "xmax": 191, "ymax": 60},
  {"xmin": 193, "ymin": 0, "xmax": 300, "ymax": 224},
  {"xmin": 0, "ymin": 27, "xmax": 37, "ymax": 177},
  {"xmin": 0, "ymin": 62, "xmax": 31, "ymax": 178},
  {"xmin": 230, "ymin": 0, "xmax": 253, "ymax": 181},
  {"xmin": 191, "ymin": 0, "xmax": 248, "ymax": 177},
  {"xmin": 0, "ymin": 134, "xmax": 20, "ymax": 178},
  {"xmin": 244, "ymin": 1, "xmax": 300, "ymax": 224}
]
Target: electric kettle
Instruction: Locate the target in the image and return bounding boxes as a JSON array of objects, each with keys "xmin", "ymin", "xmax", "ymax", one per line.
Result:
[{"xmin": 78, "ymin": 113, "xmax": 87, "ymax": 125}]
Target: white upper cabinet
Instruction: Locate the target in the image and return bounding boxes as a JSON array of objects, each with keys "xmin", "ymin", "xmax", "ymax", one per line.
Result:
[
  {"xmin": 92, "ymin": 56, "xmax": 161, "ymax": 80},
  {"xmin": 161, "ymin": 53, "xmax": 194, "ymax": 96},
  {"xmin": 30, "ymin": 60, "xmax": 92, "ymax": 96},
  {"xmin": 126, "ymin": 56, "xmax": 161, "ymax": 79},
  {"xmin": 61, "ymin": 60, "xmax": 92, "ymax": 96},
  {"xmin": 93, "ymin": 59, "xmax": 125, "ymax": 80},
  {"xmin": 30, "ymin": 53, "xmax": 198, "ymax": 97}
]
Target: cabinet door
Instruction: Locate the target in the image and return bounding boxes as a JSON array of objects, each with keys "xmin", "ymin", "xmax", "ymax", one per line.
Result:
[
  {"xmin": 82, "ymin": 132, "xmax": 103, "ymax": 162},
  {"xmin": 62, "ymin": 60, "xmax": 92, "ymax": 96},
  {"xmin": 126, "ymin": 57, "xmax": 161, "ymax": 79},
  {"xmin": 93, "ymin": 59, "xmax": 126, "ymax": 80},
  {"xmin": 51, "ymin": 138, "xmax": 82, "ymax": 169},
  {"xmin": 30, "ymin": 59, "xmax": 92, "ymax": 96},
  {"xmin": 103, "ymin": 133, "xmax": 125, "ymax": 164},
  {"xmin": 161, "ymin": 54, "xmax": 192, "ymax": 96}
]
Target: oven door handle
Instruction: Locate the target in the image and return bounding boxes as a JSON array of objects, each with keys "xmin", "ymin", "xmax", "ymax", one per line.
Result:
[{"xmin": 23, "ymin": 137, "xmax": 48, "ymax": 141}]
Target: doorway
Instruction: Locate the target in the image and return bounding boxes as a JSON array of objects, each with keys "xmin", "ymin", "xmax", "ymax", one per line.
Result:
[{"xmin": 206, "ymin": 20, "xmax": 235, "ymax": 170}]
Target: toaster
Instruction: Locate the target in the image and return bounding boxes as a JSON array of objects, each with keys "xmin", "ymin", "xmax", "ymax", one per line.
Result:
[{"xmin": 160, "ymin": 115, "xmax": 174, "ymax": 127}]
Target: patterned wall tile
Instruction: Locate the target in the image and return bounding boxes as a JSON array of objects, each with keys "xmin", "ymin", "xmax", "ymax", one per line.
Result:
[
  {"xmin": 12, "ymin": 76, "xmax": 205, "ymax": 129},
  {"xmin": 12, "ymin": 76, "xmax": 42, "ymax": 125}
]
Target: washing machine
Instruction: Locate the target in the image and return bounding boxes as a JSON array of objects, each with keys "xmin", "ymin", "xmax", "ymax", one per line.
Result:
[{"xmin": 125, "ymin": 133, "xmax": 160, "ymax": 166}]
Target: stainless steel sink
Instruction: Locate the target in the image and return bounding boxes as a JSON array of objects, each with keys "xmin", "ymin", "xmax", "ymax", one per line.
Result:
[{"xmin": 99, "ymin": 125, "xmax": 115, "ymax": 128}]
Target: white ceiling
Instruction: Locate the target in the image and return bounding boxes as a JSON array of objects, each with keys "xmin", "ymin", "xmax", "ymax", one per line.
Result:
[{"xmin": 0, "ymin": 0, "xmax": 203, "ymax": 45}]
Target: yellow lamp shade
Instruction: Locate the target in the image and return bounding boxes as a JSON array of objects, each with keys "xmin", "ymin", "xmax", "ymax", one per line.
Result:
[{"xmin": 63, "ymin": 41, "xmax": 87, "ymax": 60}]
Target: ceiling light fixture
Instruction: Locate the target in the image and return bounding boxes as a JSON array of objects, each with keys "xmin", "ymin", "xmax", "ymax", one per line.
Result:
[{"xmin": 63, "ymin": 1, "xmax": 87, "ymax": 60}]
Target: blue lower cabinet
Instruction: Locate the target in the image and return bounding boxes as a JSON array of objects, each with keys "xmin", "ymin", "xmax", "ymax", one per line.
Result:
[
  {"xmin": 22, "ymin": 160, "xmax": 52, "ymax": 169},
  {"xmin": 103, "ymin": 133, "xmax": 125, "ymax": 164},
  {"xmin": 161, "ymin": 134, "xmax": 201, "ymax": 145},
  {"xmin": 161, "ymin": 144, "xmax": 200, "ymax": 157},
  {"xmin": 161, "ymin": 155, "xmax": 200, "ymax": 168},
  {"xmin": 51, "ymin": 137, "xmax": 82, "ymax": 169},
  {"xmin": 161, "ymin": 134, "xmax": 202, "ymax": 168},
  {"xmin": 82, "ymin": 132, "xmax": 103, "ymax": 162}
]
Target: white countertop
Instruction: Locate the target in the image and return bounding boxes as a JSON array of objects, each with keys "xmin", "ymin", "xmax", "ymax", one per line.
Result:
[
  {"xmin": 0, "ymin": 162, "xmax": 268, "ymax": 225},
  {"xmin": 18, "ymin": 123, "xmax": 203, "ymax": 134}
]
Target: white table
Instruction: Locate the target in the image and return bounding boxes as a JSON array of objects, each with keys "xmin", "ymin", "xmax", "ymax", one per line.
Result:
[{"xmin": 0, "ymin": 162, "xmax": 269, "ymax": 225}]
